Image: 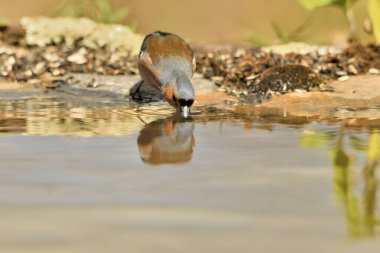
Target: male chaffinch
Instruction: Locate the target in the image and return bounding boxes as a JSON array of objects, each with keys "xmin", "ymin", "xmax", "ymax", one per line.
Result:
[{"xmin": 137, "ymin": 31, "xmax": 196, "ymax": 118}]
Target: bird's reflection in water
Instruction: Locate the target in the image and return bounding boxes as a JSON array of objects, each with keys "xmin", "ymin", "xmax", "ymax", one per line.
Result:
[{"xmin": 137, "ymin": 116, "xmax": 195, "ymax": 165}]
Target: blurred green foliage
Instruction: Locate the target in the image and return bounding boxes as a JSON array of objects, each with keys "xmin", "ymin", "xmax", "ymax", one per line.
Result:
[
  {"xmin": 246, "ymin": 19, "xmax": 311, "ymax": 46},
  {"xmin": 271, "ymin": 19, "xmax": 311, "ymax": 43},
  {"xmin": 368, "ymin": 0, "xmax": 380, "ymax": 42},
  {"xmin": 298, "ymin": 0, "xmax": 380, "ymax": 42},
  {"xmin": 53, "ymin": 0, "xmax": 130, "ymax": 24},
  {"xmin": 300, "ymin": 128, "xmax": 380, "ymax": 237},
  {"xmin": 330, "ymin": 134, "xmax": 362, "ymax": 236},
  {"xmin": 0, "ymin": 17, "xmax": 10, "ymax": 26},
  {"xmin": 298, "ymin": 0, "xmax": 358, "ymax": 9}
]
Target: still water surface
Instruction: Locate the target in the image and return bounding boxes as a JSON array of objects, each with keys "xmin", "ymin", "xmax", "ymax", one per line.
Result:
[{"xmin": 0, "ymin": 98, "xmax": 379, "ymax": 253}]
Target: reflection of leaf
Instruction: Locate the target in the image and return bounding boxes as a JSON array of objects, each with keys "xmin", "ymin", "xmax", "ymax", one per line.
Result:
[
  {"xmin": 333, "ymin": 147, "xmax": 350, "ymax": 170},
  {"xmin": 345, "ymin": 191, "xmax": 362, "ymax": 236},
  {"xmin": 368, "ymin": 131, "xmax": 380, "ymax": 162},
  {"xmin": 331, "ymin": 137, "xmax": 363, "ymax": 236},
  {"xmin": 349, "ymin": 136, "xmax": 368, "ymax": 152},
  {"xmin": 299, "ymin": 127, "xmax": 380, "ymax": 238},
  {"xmin": 362, "ymin": 131, "xmax": 379, "ymax": 236},
  {"xmin": 368, "ymin": 0, "xmax": 380, "ymax": 42},
  {"xmin": 299, "ymin": 130, "xmax": 336, "ymax": 148}
]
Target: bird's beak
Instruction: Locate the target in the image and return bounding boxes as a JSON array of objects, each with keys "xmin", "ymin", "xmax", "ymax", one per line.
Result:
[{"xmin": 181, "ymin": 106, "xmax": 190, "ymax": 118}]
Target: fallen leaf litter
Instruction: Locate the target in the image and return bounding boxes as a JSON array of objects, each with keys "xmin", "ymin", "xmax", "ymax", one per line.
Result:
[{"xmin": 1, "ymin": 18, "xmax": 380, "ymax": 103}]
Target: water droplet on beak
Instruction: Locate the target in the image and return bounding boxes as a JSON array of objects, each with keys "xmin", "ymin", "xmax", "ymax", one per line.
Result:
[{"xmin": 181, "ymin": 106, "xmax": 190, "ymax": 118}]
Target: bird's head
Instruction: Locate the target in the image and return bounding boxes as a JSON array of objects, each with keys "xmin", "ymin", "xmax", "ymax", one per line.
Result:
[{"xmin": 162, "ymin": 75, "xmax": 195, "ymax": 118}]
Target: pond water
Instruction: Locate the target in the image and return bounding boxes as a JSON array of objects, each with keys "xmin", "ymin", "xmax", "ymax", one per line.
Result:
[{"xmin": 0, "ymin": 98, "xmax": 379, "ymax": 253}]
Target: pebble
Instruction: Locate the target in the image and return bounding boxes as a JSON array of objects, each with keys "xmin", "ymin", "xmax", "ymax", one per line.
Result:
[
  {"xmin": 245, "ymin": 74, "xmax": 258, "ymax": 80},
  {"xmin": 29, "ymin": 79, "xmax": 42, "ymax": 86},
  {"xmin": 294, "ymin": 89, "xmax": 307, "ymax": 94},
  {"xmin": 336, "ymin": 71, "xmax": 348, "ymax": 77},
  {"xmin": 368, "ymin": 68, "xmax": 380, "ymax": 75},
  {"xmin": 347, "ymin": 64, "xmax": 358, "ymax": 75},
  {"xmin": 211, "ymin": 76, "xmax": 224, "ymax": 82},
  {"xmin": 51, "ymin": 69, "xmax": 62, "ymax": 76},
  {"xmin": 1, "ymin": 32, "xmax": 380, "ymax": 99},
  {"xmin": 338, "ymin": 75, "xmax": 349, "ymax": 82},
  {"xmin": 33, "ymin": 62, "xmax": 46, "ymax": 75},
  {"xmin": 67, "ymin": 51, "xmax": 87, "ymax": 65}
]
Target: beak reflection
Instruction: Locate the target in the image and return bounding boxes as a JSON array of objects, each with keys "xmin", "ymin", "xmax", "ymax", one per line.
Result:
[
  {"xmin": 137, "ymin": 116, "xmax": 195, "ymax": 165},
  {"xmin": 181, "ymin": 106, "xmax": 190, "ymax": 118}
]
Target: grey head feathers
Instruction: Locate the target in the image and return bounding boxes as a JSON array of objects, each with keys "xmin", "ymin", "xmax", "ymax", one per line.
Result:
[
  {"xmin": 175, "ymin": 73, "xmax": 195, "ymax": 101},
  {"xmin": 156, "ymin": 56, "xmax": 194, "ymax": 102}
]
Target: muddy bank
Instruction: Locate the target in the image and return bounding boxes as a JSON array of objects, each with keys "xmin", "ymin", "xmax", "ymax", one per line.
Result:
[
  {"xmin": 0, "ymin": 74, "xmax": 380, "ymax": 131},
  {"xmin": 0, "ymin": 42, "xmax": 378, "ymax": 108},
  {"xmin": 1, "ymin": 76, "xmax": 380, "ymax": 137},
  {"xmin": 258, "ymin": 75, "xmax": 380, "ymax": 119},
  {"xmin": 1, "ymin": 21, "xmax": 380, "ymax": 99},
  {"xmin": 1, "ymin": 18, "xmax": 380, "ymax": 123}
]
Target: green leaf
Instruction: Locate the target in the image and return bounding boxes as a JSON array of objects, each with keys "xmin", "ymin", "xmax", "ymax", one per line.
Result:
[
  {"xmin": 298, "ymin": 0, "xmax": 336, "ymax": 10},
  {"xmin": 288, "ymin": 18, "xmax": 312, "ymax": 41},
  {"xmin": 270, "ymin": 21, "xmax": 286, "ymax": 41},
  {"xmin": 368, "ymin": 0, "xmax": 380, "ymax": 43},
  {"xmin": 334, "ymin": 0, "xmax": 350, "ymax": 7},
  {"xmin": 0, "ymin": 17, "xmax": 10, "ymax": 26},
  {"xmin": 298, "ymin": 0, "xmax": 357, "ymax": 10},
  {"xmin": 245, "ymin": 34, "xmax": 271, "ymax": 46}
]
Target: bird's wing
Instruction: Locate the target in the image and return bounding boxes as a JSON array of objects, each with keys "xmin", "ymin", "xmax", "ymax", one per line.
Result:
[
  {"xmin": 192, "ymin": 57, "xmax": 196, "ymax": 76},
  {"xmin": 139, "ymin": 32, "xmax": 196, "ymax": 83},
  {"xmin": 145, "ymin": 33, "xmax": 195, "ymax": 73},
  {"xmin": 137, "ymin": 51, "xmax": 161, "ymax": 90}
]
